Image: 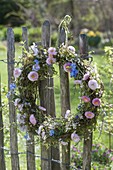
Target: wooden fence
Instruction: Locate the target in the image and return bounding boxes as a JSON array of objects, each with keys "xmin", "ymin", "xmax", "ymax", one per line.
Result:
[{"xmin": 0, "ymin": 20, "xmax": 92, "ymax": 170}]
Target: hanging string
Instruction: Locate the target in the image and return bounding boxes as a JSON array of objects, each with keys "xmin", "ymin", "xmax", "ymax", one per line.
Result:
[
  {"xmin": 1, "ymin": 147, "xmax": 77, "ymax": 169},
  {"xmin": 0, "ymin": 59, "xmax": 19, "ymax": 64}
]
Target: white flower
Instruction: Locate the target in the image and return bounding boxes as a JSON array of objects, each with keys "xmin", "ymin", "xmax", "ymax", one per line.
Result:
[
  {"xmin": 17, "ymin": 114, "xmax": 25, "ymax": 124},
  {"xmin": 29, "ymin": 114, "xmax": 37, "ymax": 125},
  {"xmin": 14, "ymin": 98, "xmax": 21, "ymax": 106},
  {"xmin": 71, "ymin": 132, "xmax": 80, "ymax": 142},
  {"xmin": 18, "ymin": 104, "xmax": 24, "ymax": 112},
  {"xmin": 13, "ymin": 68, "xmax": 22, "ymax": 79},
  {"xmin": 41, "ymin": 131, "xmax": 46, "ymax": 139},
  {"xmin": 88, "ymin": 79, "xmax": 98, "ymax": 90},
  {"xmin": 74, "ymin": 80, "xmax": 82, "ymax": 85},
  {"xmin": 37, "ymin": 125, "xmax": 43, "ymax": 135},
  {"xmin": 67, "ymin": 46, "xmax": 76, "ymax": 53},
  {"xmin": 31, "ymin": 43, "xmax": 38, "ymax": 56},
  {"xmin": 82, "ymin": 73, "xmax": 90, "ymax": 80},
  {"xmin": 60, "ymin": 141, "xmax": 68, "ymax": 145},
  {"xmin": 38, "ymin": 106, "xmax": 46, "ymax": 111},
  {"xmin": 65, "ymin": 110, "xmax": 71, "ymax": 119}
]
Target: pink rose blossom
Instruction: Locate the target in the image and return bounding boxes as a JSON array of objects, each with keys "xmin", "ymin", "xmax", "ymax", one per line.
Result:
[
  {"xmin": 28, "ymin": 71, "xmax": 38, "ymax": 81},
  {"xmin": 85, "ymin": 111, "xmax": 95, "ymax": 119},
  {"xmin": 48, "ymin": 47, "xmax": 57, "ymax": 55},
  {"xmin": 67, "ymin": 46, "xmax": 76, "ymax": 53},
  {"xmin": 83, "ymin": 73, "xmax": 90, "ymax": 80},
  {"xmin": 29, "ymin": 114, "xmax": 37, "ymax": 125},
  {"xmin": 92, "ymin": 98, "xmax": 101, "ymax": 106},
  {"xmin": 74, "ymin": 80, "xmax": 82, "ymax": 85},
  {"xmin": 38, "ymin": 106, "xmax": 46, "ymax": 111},
  {"xmin": 88, "ymin": 79, "xmax": 98, "ymax": 90},
  {"xmin": 13, "ymin": 68, "xmax": 22, "ymax": 79},
  {"xmin": 46, "ymin": 57, "xmax": 56, "ymax": 65},
  {"xmin": 71, "ymin": 132, "xmax": 80, "ymax": 142},
  {"xmin": 65, "ymin": 110, "xmax": 71, "ymax": 119},
  {"xmin": 63, "ymin": 62, "xmax": 72, "ymax": 72},
  {"xmin": 81, "ymin": 96, "xmax": 90, "ymax": 103}
]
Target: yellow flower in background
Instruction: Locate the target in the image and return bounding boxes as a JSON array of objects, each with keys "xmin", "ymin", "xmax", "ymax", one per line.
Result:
[
  {"xmin": 87, "ymin": 31, "xmax": 96, "ymax": 37},
  {"xmin": 95, "ymin": 31, "xmax": 101, "ymax": 36}
]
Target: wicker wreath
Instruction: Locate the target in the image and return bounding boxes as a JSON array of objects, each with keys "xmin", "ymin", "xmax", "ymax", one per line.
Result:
[{"xmin": 8, "ymin": 41, "xmax": 103, "ymax": 145}]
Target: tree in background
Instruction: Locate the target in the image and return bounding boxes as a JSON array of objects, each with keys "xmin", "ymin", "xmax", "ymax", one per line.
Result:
[
  {"xmin": 0, "ymin": 0, "xmax": 26, "ymax": 26},
  {"xmin": 1, "ymin": 0, "xmax": 113, "ymax": 40}
]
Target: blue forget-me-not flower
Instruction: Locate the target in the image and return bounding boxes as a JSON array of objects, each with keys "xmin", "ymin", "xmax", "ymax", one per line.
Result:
[
  {"xmin": 70, "ymin": 63, "xmax": 78, "ymax": 78},
  {"xmin": 10, "ymin": 83, "xmax": 16, "ymax": 90},
  {"xmin": 49, "ymin": 129, "xmax": 55, "ymax": 136}
]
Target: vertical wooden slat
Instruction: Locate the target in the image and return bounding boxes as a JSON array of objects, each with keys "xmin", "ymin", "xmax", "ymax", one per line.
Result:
[
  {"xmin": 58, "ymin": 27, "xmax": 70, "ymax": 170},
  {"xmin": 22, "ymin": 27, "xmax": 29, "ymax": 52},
  {"xmin": 39, "ymin": 20, "xmax": 51, "ymax": 170},
  {"xmin": 0, "ymin": 74, "xmax": 6, "ymax": 170},
  {"xmin": 22, "ymin": 27, "xmax": 36, "ymax": 170},
  {"xmin": 83, "ymin": 132, "xmax": 92, "ymax": 170},
  {"xmin": 79, "ymin": 34, "xmax": 92, "ymax": 170},
  {"xmin": 39, "ymin": 20, "xmax": 60, "ymax": 170},
  {"xmin": 79, "ymin": 34, "xmax": 88, "ymax": 58},
  {"xmin": 26, "ymin": 134, "xmax": 35, "ymax": 170},
  {"xmin": 7, "ymin": 28, "xmax": 20, "ymax": 170}
]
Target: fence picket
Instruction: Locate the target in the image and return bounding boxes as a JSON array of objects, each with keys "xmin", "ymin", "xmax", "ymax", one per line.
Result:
[
  {"xmin": 58, "ymin": 27, "xmax": 70, "ymax": 170},
  {"xmin": 39, "ymin": 20, "xmax": 51, "ymax": 170},
  {"xmin": 39, "ymin": 20, "xmax": 60, "ymax": 170},
  {"xmin": 7, "ymin": 28, "xmax": 20, "ymax": 170},
  {"xmin": 79, "ymin": 34, "xmax": 92, "ymax": 170},
  {"xmin": 0, "ymin": 74, "xmax": 6, "ymax": 170},
  {"xmin": 4, "ymin": 21, "xmax": 98, "ymax": 170},
  {"xmin": 22, "ymin": 27, "xmax": 36, "ymax": 170}
]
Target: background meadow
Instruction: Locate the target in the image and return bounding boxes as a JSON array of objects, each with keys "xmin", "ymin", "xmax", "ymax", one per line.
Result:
[
  {"xmin": 1, "ymin": 40, "xmax": 113, "ymax": 169},
  {"xmin": 1, "ymin": 0, "xmax": 113, "ymax": 168}
]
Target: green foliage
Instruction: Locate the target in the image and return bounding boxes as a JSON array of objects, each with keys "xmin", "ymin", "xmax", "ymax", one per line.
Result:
[
  {"xmin": 0, "ymin": 26, "xmax": 6, "ymax": 41},
  {"xmin": 93, "ymin": 46, "xmax": 113, "ymax": 137},
  {"xmin": 13, "ymin": 27, "xmax": 42, "ymax": 42},
  {"xmin": 0, "ymin": 26, "xmax": 42, "ymax": 43},
  {"xmin": 71, "ymin": 143, "xmax": 113, "ymax": 169},
  {"xmin": 101, "ymin": 38, "xmax": 113, "ymax": 48},
  {"xmin": 87, "ymin": 31, "xmax": 101, "ymax": 48},
  {"xmin": 13, "ymin": 27, "xmax": 22, "ymax": 42},
  {"xmin": 0, "ymin": 0, "xmax": 25, "ymax": 26},
  {"xmin": 28, "ymin": 27, "xmax": 42, "ymax": 44},
  {"xmin": 88, "ymin": 36, "xmax": 101, "ymax": 48}
]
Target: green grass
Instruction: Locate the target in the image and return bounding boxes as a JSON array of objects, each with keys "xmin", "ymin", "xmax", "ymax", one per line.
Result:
[{"xmin": 1, "ymin": 41, "xmax": 113, "ymax": 169}]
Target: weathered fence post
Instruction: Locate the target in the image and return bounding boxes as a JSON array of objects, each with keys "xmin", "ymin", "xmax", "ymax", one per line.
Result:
[
  {"xmin": 58, "ymin": 28, "xmax": 70, "ymax": 170},
  {"xmin": 7, "ymin": 28, "xmax": 20, "ymax": 170},
  {"xmin": 0, "ymin": 74, "xmax": 6, "ymax": 170},
  {"xmin": 39, "ymin": 20, "xmax": 60, "ymax": 170},
  {"xmin": 79, "ymin": 34, "xmax": 92, "ymax": 170},
  {"xmin": 22, "ymin": 27, "xmax": 36, "ymax": 170}
]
